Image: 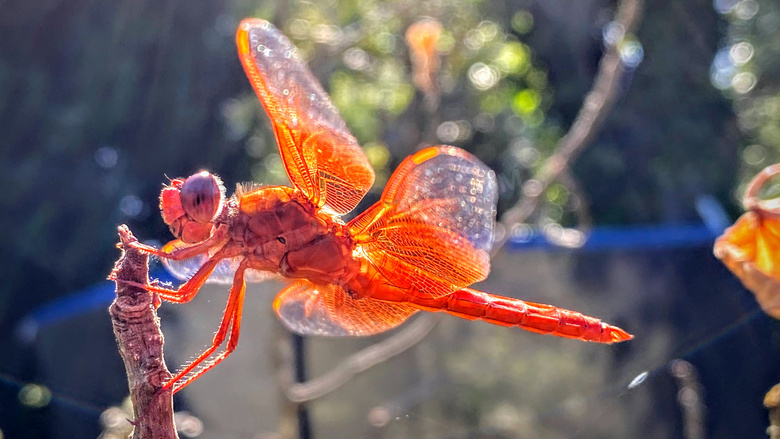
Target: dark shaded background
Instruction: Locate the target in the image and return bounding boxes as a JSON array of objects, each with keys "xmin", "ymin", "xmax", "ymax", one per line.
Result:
[{"xmin": 2, "ymin": 0, "xmax": 779, "ymax": 437}]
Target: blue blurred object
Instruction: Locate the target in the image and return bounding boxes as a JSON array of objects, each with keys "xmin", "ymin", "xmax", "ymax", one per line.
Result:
[
  {"xmin": 14, "ymin": 267, "xmax": 178, "ymax": 344},
  {"xmin": 695, "ymin": 194, "xmax": 732, "ymax": 235},
  {"xmin": 508, "ymin": 223, "xmax": 717, "ymax": 252}
]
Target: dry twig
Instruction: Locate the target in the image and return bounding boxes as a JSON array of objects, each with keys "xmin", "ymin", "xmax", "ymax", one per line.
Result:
[
  {"xmin": 499, "ymin": 0, "xmax": 645, "ymax": 244},
  {"xmin": 669, "ymin": 359, "xmax": 706, "ymax": 439},
  {"xmin": 282, "ymin": 314, "xmax": 439, "ymax": 403},
  {"xmin": 110, "ymin": 225, "xmax": 178, "ymax": 439}
]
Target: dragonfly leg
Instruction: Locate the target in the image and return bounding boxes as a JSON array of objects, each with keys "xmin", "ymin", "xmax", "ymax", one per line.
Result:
[
  {"xmin": 119, "ymin": 224, "xmax": 229, "ymax": 261},
  {"xmin": 165, "ymin": 260, "xmax": 248, "ymax": 393},
  {"xmin": 152, "ymin": 255, "xmax": 226, "ymax": 304},
  {"xmin": 112, "ymin": 250, "xmax": 226, "ymax": 305}
]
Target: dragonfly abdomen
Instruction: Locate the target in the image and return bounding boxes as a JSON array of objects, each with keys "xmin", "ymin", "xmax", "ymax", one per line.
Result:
[{"xmin": 419, "ymin": 288, "xmax": 632, "ymax": 344}]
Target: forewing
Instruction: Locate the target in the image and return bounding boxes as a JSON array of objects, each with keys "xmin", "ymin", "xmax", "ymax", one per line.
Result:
[
  {"xmin": 161, "ymin": 240, "xmax": 273, "ymax": 284},
  {"xmin": 236, "ymin": 18, "xmax": 374, "ymax": 214},
  {"xmin": 349, "ymin": 146, "xmax": 497, "ymax": 298},
  {"xmin": 273, "ymin": 280, "xmax": 418, "ymax": 336}
]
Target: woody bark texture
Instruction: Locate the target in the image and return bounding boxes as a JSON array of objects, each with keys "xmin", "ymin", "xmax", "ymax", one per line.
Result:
[{"xmin": 110, "ymin": 225, "xmax": 179, "ymax": 439}]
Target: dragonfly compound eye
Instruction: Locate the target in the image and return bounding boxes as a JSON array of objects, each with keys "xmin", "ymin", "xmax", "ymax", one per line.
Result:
[{"xmin": 180, "ymin": 171, "xmax": 225, "ymax": 223}]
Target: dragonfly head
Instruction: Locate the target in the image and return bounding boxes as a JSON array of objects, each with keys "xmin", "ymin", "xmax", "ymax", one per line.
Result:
[{"xmin": 159, "ymin": 171, "xmax": 226, "ymax": 243}]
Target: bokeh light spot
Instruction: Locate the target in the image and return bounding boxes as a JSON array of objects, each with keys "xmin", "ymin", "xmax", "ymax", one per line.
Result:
[
  {"xmin": 512, "ymin": 143, "xmax": 539, "ymax": 167},
  {"xmin": 732, "ymin": 71, "xmax": 757, "ymax": 94},
  {"xmin": 669, "ymin": 359, "xmax": 693, "ymax": 378},
  {"xmin": 464, "ymin": 29, "xmax": 485, "ymax": 51},
  {"xmin": 95, "ymin": 146, "xmax": 118, "ymax": 169},
  {"xmin": 494, "ymin": 42, "xmax": 530, "ymax": 74},
  {"xmin": 714, "ymin": 0, "xmax": 740, "ymax": 14},
  {"xmin": 603, "ymin": 22, "xmax": 625, "ymax": 46},
  {"xmin": 619, "ymin": 40, "xmax": 644, "ymax": 69},
  {"xmin": 373, "ymin": 32, "xmax": 396, "ymax": 54},
  {"xmin": 175, "ymin": 411, "xmax": 204, "ymax": 438},
  {"xmin": 523, "ymin": 179, "xmax": 543, "ymax": 197},
  {"xmin": 734, "ymin": 0, "xmax": 759, "ymax": 20},
  {"xmin": 628, "ymin": 371, "xmax": 649, "ymax": 389},
  {"xmin": 18, "ymin": 384, "xmax": 52, "ymax": 408},
  {"xmin": 119, "ymin": 195, "xmax": 144, "ymax": 218},
  {"xmin": 287, "ymin": 19, "xmax": 310, "ymax": 39},
  {"xmin": 510, "ymin": 223, "xmax": 534, "ymax": 242},
  {"xmin": 263, "ymin": 153, "xmax": 287, "ymax": 184},
  {"xmin": 468, "ymin": 63, "xmax": 500, "ymax": 90},
  {"xmin": 511, "ymin": 11, "xmax": 534, "ymax": 34},
  {"xmin": 678, "ymin": 387, "xmax": 700, "ymax": 406},
  {"xmin": 743, "ymin": 144, "xmax": 765, "ymax": 165},
  {"xmin": 436, "ymin": 31, "xmax": 455, "ymax": 54},
  {"xmin": 474, "ymin": 113, "xmax": 495, "ymax": 132},
  {"xmin": 512, "ymin": 89, "xmax": 541, "ymax": 116},
  {"xmin": 504, "ymin": 116, "xmax": 526, "ymax": 137},
  {"xmin": 563, "ymin": 395, "xmax": 587, "ymax": 419},
  {"xmin": 364, "ymin": 143, "xmax": 390, "ymax": 169},
  {"xmin": 100, "ymin": 407, "xmax": 129, "ymax": 429},
  {"xmin": 343, "ymin": 47, "xmax": 370, "ymax": 71},
  {"xmin": 311, "ymin": 24, "xmax": 342, "ymax": 45},
  {"xmin": 729, "ymin": 42, "xmax": 754, "ymax": 66},
  {"xmin": 476, "ymin": 21, "xmax": 500, "ymax": 45},
  {"xmin": 439, "ymin": 121, "xmax": 460, "ymax": 143},
  {"xmin": 436, "ymin": 120, "xmax": 472, "ymax": 143},
  {"xmin": 368, "ymin": 406, "xmax": 391, "ymax": 427},
  {"xmin": 546, "ymin": 184, "xmax": 568, "ymax": 205},
  {"xmin": 710, "ymin": 48, "xmax": 736, "ymax": 90},
  {"xmin": 246, "ymin": 135, "xmax": 268, "ymax": 158},
  {"xmin": 220, "ymin": 98, "xmax": 253, "ymax": 141},
  {"xmin": 527, "ymin": 69, "xmax": 548, "ymax": 89}
]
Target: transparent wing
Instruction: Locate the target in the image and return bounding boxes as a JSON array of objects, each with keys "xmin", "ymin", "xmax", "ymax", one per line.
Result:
[
  {"xmin": 273, "ymin": 280, "xmax": 418, "ymax": 336},
  {"xmin": 161, "ymin": 240, "xmax": 273, "ymax": 284},
  {"xmin": 349, "ymin": 146, "xmax": 497, "ymax": 298},
  {"xmin": 236, "ymin": 18, "xmax": 374, "ymax": 214}
]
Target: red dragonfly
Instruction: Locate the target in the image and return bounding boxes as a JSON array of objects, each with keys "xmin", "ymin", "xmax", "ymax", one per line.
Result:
[{"xmin": 121, "ymin": 18, "xmax": 632, "ymax": 393}]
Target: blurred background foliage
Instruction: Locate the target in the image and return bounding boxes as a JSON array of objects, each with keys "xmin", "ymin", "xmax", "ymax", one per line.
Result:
[
  {"xmin": 231, "ymin": 0, "xmax": 562, "ymax": 213},
  {"xmin": 712, "ymin": 0, "xmax": 780, "ymax": 196},
  {"xmin": 1, "ymin": 0, "xmax": 745, "ymax": 313},
  {"xmin": 2, "ymin": 0, "xmax": 780, "ymax": 437}
]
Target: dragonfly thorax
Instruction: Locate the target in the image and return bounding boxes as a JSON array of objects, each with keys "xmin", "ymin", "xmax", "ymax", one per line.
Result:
[{"xmin": 234, "ymin": 185, "xmax": 358, "ymax": 285}]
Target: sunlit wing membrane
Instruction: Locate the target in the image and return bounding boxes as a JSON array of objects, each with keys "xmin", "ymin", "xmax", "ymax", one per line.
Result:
[
  {"xmin": 349, "ymin": 146, "xmax": 497, "ymax": 298},
  {"xmin": 236, "ymin": 18, "xmax": 375, "ymax": 214},
  {"xmin": 273, "ymin": 280, "xmax": 418, "ymax": 336},
  {"xmin": 161, "ymin": 240, "xmax": 273, "ymax": 284}
]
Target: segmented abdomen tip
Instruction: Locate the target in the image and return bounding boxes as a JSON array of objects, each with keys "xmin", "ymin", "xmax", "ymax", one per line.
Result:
[{"xmin": 607, "ymin": 326, "xmax": 634, "ymax": 343}]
